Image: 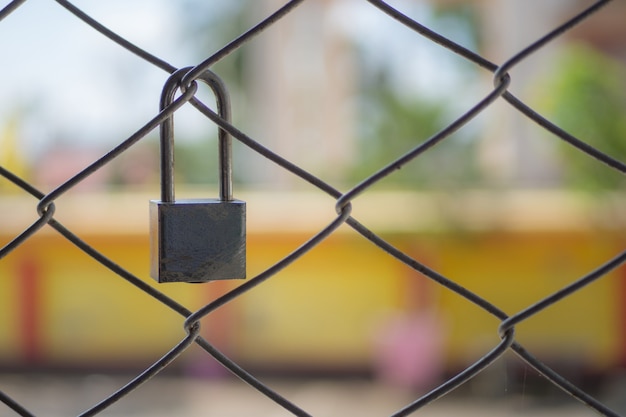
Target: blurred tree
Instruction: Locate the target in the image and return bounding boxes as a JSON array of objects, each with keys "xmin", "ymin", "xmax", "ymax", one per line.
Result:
[
  {"xmin": 350, "ymin": 67, "xmax": 481, "ymax": 189},
  {"xmin": 538, "ymin": 43, "xmax": 626, "ymax": 191},
  {"xmin": 177, "ymin": 0, "xmax": 249, "ymax": 88},
  {"xmin": 348, "ymin": 4, "xmax": 482, "ymax": 189}
]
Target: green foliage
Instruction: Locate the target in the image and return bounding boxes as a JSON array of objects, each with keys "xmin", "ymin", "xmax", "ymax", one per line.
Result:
[
  {"xmin": 174, "ymin": 138, "xmax": 219, "ymax": 185},
  {"xmin": 350, "ymin": 68, "xmax": 481, "ymax": 189},
  {"xmin": 347, "ymin": 3, "xmax": 483, "ymax": 190},
  {"xmin": 539, "ymin": 44, "xmax": 626, "ymax": 190},
  {"xmin": 177, "ymin": 0, "xmax": 249, "ymax": 88},
  {"xmin": 431, "ymin": 4, "xmax": 482, "ymax": 57}
]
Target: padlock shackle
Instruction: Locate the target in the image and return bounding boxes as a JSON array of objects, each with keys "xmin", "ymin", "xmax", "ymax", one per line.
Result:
[{"xmin": 160, "ymin": 67, "xmax": 233, "ymax": 203}]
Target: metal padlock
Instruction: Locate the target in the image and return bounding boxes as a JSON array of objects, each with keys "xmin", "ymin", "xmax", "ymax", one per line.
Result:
[{"xmin": 150, "ymin": 68, "xmax": 246, "ymax": 283}]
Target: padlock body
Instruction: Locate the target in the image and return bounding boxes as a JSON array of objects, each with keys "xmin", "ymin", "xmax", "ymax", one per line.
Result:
[{"xmin": 150, "ymin": 199, "xmax": 246, "ymax": 283}]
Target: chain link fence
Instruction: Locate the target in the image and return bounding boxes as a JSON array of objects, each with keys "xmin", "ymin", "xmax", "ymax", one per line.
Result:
[{"xmin": 1, "ymin": 0, "xmax": 625, "ymax": 416}]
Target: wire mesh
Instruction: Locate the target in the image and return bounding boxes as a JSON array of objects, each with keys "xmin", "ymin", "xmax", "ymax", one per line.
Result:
[{"xmin": 0, "ymin": 0, "xmax": 625, "ymax": 416}]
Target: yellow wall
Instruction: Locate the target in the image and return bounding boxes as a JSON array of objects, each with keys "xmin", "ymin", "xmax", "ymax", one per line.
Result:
[{"xmin": 0, "ymin": 220, "xmax": 623, "ymax": 372}]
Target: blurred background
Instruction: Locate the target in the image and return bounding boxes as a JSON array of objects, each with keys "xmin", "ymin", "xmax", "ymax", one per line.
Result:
[{"xmin": 1, "ymin": 0, "xmax": 626, "ymax": 415}]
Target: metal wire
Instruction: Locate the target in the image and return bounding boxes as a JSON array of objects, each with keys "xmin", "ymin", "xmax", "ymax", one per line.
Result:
[{"xmin": 0, "ymin": 0, "xmax": 624, "ymax": 416}]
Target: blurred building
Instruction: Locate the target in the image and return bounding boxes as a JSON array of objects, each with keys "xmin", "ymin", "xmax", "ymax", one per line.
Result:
[{"xmin": 244, "ymin": 0, "xmax": 356, "ymax": 188}]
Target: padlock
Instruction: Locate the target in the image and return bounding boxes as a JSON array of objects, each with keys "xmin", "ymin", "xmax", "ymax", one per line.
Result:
[{"xmin": 150, "ymin": 68, "xmax": 246, "ymax": 283}]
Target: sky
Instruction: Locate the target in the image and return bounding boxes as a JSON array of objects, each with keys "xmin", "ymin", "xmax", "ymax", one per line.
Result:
[{"xmin": 0, "ymin": 0, "xmax": 187, "ymax": 158}]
